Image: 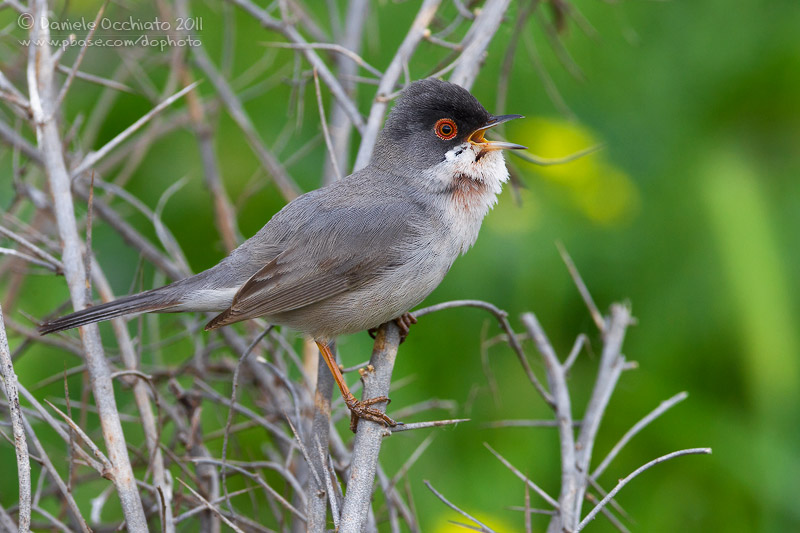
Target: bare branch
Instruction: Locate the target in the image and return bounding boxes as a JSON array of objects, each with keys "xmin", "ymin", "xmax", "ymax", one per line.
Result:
[
  {"xmin": 43, "ymin": 399, "xmax": 113, "ymax": 473},
  {"xmin": 575, "ymin": 448, "xmax": 712, "ymax": 532},
  {"xmin": 313, "ymin": 69, "xmax": 342, "ymax": 181},
  {"xmin": 415, "ymin": 299, "xmax": 554, "ymax": 405},
  {"xmin": 0, "ymin": 304, "xmax": 30, "ymax": 533},
  {"xmin": 556, "ymin": 242, "xmax": 605, "ymax": 333},
  {"xmin": 511, "ymin": 143, "xmax": 605, "ymax": 166},
  {"xmin": 189, "ymin": 458, "xmax": 307, "ymax": 522},
  {"xmin": 90, "ymin": 265, "xmax": 175, "ymax": 533},
  {"xmin": 175, "ymin": 478, "xmax": 247, "ymax": 533},
  {"xmin": 70, "ymin": 82, "xmax": 199, "ymax": 178},
  {"xmin": 25, "ymin": 1, "xmax": 147, "ymax": 525},
  {"xmin": 483, "ymin": 443, "xmax": 559, "ymax": 509},
  {"xmin": 0, "ymin": 68, "xmax": 30, "ymax": 111},
  {"xmin": 424, "ymin": 480, "xmax": 496, "ymax": 533},
  {"xmin": 572, "ymin": 304, "xmax": 633, "ymax": 518},
  {"xmin": 306, "ymin": 345, "xmax": 335, "ymax": 532},
  {"xmin": 54, "ymin": 64, "xmax": 136, "ymax": 93},
  {"xmin": 591, "ymin": 391, "xmax": 689, "ymax": 481},
  {"xmin": 354, "ymin": 0, "xmax": 443, "ymax": 170},
  {"xmin": 448, "ymin": 0, "xmax": 514, "ymax": 90},
  {"xmin": 339, "ymin": 322, "xmax": 401, "ymax": 532},
  {"xmin": 564, "ymin": 333, "xmax": 587, "ymax": 373},
  {"xmin": 17, "ymin": 399, "xmax": 92, "ymax": 532},
  {"xmin": 0, "ymin": 120, "xmax": 41, "ymax": 164},
  {"xmin": 389, "ymin": 418, "xmax": 470, "ymax": 433},
  {"xmin": 53, "ymin": 1, "xmax": 108, "ymax": 110},
  {"xmin": 227, "ymin": 0, "xmax": 366, "ymax": 133},
  {"xmin": 0, "ymin": 505, "xmax": 18, "ymax": 533},
  {"xmin": 0, "ymin": 247, "xmax": 61, "ymax": 272},
  {"xmin": 264, "ymin": 42, "xmax": 382, "ymax": 78},
  {"xmin": 322, "ymin": 0, "xmax": 369, "ymax": 184},
  {"xmin": 187, "ymin": 39, "xmax": 301, "ymax": 201},
  {"xmin": 0, "ymin": 225, "xmax": 63, "ymax": 272}
]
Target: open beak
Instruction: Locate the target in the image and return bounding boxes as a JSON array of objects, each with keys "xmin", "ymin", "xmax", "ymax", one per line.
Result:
[{"xmin": 468, "ymin": 114, "xmax": 527, "ymax": 151}]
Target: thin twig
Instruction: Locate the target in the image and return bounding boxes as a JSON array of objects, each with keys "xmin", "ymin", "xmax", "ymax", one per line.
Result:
[
  {"xmin": 0, "ymin": 247, "xmax": 61, "ymax": 272},
  {"xmin": 483, "ymin": 443, "xmax": 559, "ymax": 509},
  {"xmin": 18, "ymin": 403, "xmax": 92, "ymax": 532},
  {"xmin": 575, "ymin": 448, "xmax": 712, "ymax": 532},
  {"xmin": 591, "ymin": 392, "xmax": 689, "ymax": 481},
  {"xmin": 313, "ymin": 69, "xmax": 341, "ymax": 181},
  {"xmin": 53, "ymin": 1, "xmax": 108, "ymax": 110},
  {"xmin": 189, "ymin": 458, "xmax": 307, "ymax": 522},
  {"xmin": 511, "ymin": 143, "xmax": 604, "ymax": 166},
  {"xmin": 220, "ymin": 326, "xmax": 273, "ymax": 513},
  {"xmin": 54, "ymin": 64, "xmax": 136, "ymax": 93},
  {"xmin": 564, "ymin": 333, "xmax": 587, "ymax": 373},
  {"xmin": 424, "ymin": 480, "xmax": 496, "ymax": 533},
  {"xmin": 415, "ymin": 299, "xmax": 554, "ymax": 407},
  {"xmin": 263, "ymin": 42, "xmax": 382, "ymax": 78},
  {"xmin": 388, "ymin": 434, "xmax": 436, "ymax": 491},
  {"xmin": 70, "ymin": 82, "xmax": 199, "ymax": 178},
  {"xmin": 0, "ymin": 225, "xmax": 63, "ymax": 272},
  {"xmin": 228, "ymin": 0, "xmax": 365, "ymax": 133},
  {"xmin": 175, "ymin": 478, "xmax": 247, "ymax": 533},
  {"xmin": 321, "ymin": 0, "xmax": 368, "ymax": 184},
  {"xmin": 522, "ymin": 30, "xmax": 575, "ymax": 119},
  {"xmin": 187, "ymin": 40, "xmax": 301, "ymax": 201},
  {"xmin": 556, "ymin": 242, "xmax": 605, "ymax": 333},
  {"xmin": 43, "ymin": 399, "xmax": 113, "ymax": 474},
  {"xmin": 389, "ymin": 418, "xmax": 470, "ymax": 433}
]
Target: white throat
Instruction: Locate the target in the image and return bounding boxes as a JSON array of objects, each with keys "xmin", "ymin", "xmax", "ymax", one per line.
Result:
[{"xmin": 423, "ymin": 142, "xmax": 510, "ymax": 254}]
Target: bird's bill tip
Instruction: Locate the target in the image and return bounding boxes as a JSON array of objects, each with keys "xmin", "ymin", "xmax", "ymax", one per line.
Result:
[
  {"xmin": 481, "ymin": 140, "xmax": 528, "ymax": 151},
  {"xmin": 468, "ymin": 114, "xmax": 526, "ymax": 151},
  {"xmin": 488, "ymin": 114, "xmax": 524, "ymax": 125}
]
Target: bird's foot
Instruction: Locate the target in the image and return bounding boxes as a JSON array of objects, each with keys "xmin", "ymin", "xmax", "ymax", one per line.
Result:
[
  {"xmin": 344, "ymin": 393, "xmax": 397, "ymax": 433},
  {"xmin": 394, "ymin": 312, "xmax": 418, "ymax": 342},
  {"xmin": 368, "ymin": 312, "xmax": 418, "ymax": 343}
]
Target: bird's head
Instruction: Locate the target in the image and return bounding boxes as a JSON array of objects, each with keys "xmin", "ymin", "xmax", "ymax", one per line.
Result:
[{"xmin": 372, "ymin": 78, "xmax": 525, "ymax": 189}]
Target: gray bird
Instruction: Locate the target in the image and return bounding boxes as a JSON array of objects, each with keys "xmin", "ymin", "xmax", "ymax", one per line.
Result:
[{"xmin": 39, "ymin": 78, "xmax": 525, "ymax": 427}]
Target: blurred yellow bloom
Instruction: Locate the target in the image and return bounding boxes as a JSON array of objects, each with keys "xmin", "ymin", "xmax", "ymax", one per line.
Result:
[
  {"xmin": 512, "ymin": 117, "xmax": 640, "ymax": 225},
  {"xmin": 432, "ymin": 511, "xmax": 514, "ymax": 532}
]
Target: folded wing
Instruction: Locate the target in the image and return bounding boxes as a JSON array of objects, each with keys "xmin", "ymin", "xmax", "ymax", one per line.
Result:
[{"xmin": 205, "ymin": 200, "xmax": 424, "ymax": 330}]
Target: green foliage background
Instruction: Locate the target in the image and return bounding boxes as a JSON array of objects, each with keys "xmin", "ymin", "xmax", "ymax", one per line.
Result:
[{"xmin": 1, "ymin": 0, "xmax": 799, "ymax": 531}]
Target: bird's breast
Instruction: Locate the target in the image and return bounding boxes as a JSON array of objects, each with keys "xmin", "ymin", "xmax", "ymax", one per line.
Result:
[
  {"xmin": 447, "ymin": 172, "xmax": 492, "ymax": 214},
  {"xmin": 441, "ymin": 170, "xmax": 505, "ymax": 253}
]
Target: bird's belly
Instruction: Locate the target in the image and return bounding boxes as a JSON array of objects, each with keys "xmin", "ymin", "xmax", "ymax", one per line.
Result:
[{"xmin": 268, "ymin": 250, "xmax": 454, "ymax": 341}]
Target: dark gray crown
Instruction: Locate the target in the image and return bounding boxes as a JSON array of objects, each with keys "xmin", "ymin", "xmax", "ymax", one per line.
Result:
[{"xmin": 381, "ymin": 78, "xmax": 491, "ymax": 144}]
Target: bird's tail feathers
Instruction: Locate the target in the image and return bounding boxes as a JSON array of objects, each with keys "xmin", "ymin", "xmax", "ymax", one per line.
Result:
[{"xmin": 38, "ymin": 288, "xmax": 182, "ymax": 335}]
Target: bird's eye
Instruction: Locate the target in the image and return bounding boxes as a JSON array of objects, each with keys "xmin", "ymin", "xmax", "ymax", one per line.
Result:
[{"xmin": 434, "ymin": 118, "xmax": 458, "ymax": 140}]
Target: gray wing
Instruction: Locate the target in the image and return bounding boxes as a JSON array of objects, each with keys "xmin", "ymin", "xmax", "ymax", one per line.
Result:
[{"xmin": 205, "ymin": 199, "xmax": 425, "ymax": 330}]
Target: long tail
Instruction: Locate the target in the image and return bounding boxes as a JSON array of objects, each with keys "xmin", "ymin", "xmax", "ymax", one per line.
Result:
[{"xmin": 38, "ymin": 286, "xmax": 185, "ymax": 335}]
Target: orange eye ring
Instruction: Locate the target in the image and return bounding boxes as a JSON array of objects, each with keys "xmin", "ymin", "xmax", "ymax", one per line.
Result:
[{"xmin": 434, "ymin": 118, "xmax": 458, "ymax": 140}]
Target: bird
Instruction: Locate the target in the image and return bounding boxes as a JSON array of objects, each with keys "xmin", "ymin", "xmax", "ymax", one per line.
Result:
[{"xmin": 39, "ymin": 78, "xmax": 526, "ymax": 428}]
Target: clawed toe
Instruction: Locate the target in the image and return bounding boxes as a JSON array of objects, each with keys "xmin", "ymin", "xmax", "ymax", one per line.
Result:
[
  {"xmin": 393, "ymin": 312, "xmax": 418, "ymax": 343},
  {"xmin": 367, "ymin": 313, "xmax": 417, "ymax": 343},
  {"xmin": 345, "ymin": 393, "xmax": 397, "ymax": 432}
]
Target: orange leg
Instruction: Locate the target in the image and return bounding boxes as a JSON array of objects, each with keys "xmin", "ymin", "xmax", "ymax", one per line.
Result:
[{"xmin": 315, "ymin": 341, "xmax": 397, "ymax": 431}]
